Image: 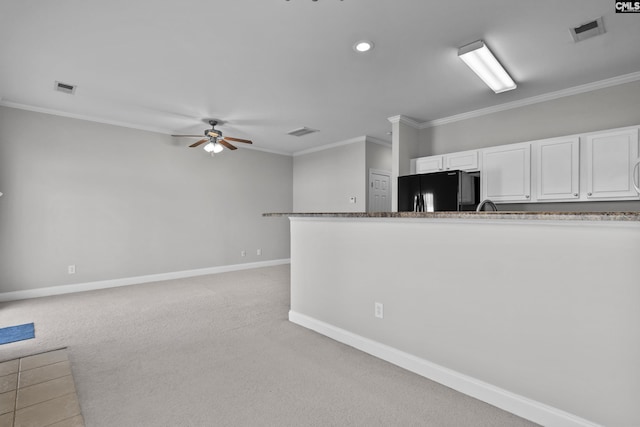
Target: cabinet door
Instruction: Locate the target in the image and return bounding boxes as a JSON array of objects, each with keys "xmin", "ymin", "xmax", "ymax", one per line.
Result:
[
  {"xmin": 584, "ymin": 128, "xmax": 639, "ymax": 200},
  {"xmin": 415, "ymin": 155, "xmax": 443, "ymax": 174},
  {"xmin": 534, "ymin": 137, "xmax": 580, "ymax": 201},
  {"xmin": 445, "ymin": 150, "xmax": 479, "ymax": 171},
  {"xmin": 481, "ymin": 142, "xmax": 531, "ymax": 202}
]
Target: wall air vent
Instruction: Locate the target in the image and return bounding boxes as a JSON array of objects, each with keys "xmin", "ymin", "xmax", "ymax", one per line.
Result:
[
  {"xmin": 54, "ymin": 81, "xmax": 77, "ymax": 94},
  {"xmin": 287, "ymin": 127, "xmax": 319, "ymax": 137},
  {"xmin": 570, "ymin": 17, "xmax": 605, "ymax": 43}
]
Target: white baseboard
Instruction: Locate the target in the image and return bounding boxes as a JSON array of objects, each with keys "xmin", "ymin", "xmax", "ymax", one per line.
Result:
[
  {"xmin": 0, "ymin": 259, "xmax": 290, "ymax": 302},
  {"xmin": 289, "ymin": 310, "xmax": 602, "ymax": 427}
]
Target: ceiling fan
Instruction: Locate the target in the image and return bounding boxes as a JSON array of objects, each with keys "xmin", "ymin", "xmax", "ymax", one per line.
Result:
[{"xmin": 172, "ymin": 120, "xmax": 253, "ymax": 154}]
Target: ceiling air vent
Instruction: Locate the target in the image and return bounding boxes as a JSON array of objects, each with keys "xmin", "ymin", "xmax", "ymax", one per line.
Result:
[
  {"xmin": 287, "ymin": 127, "xmax": 319, "ymax": 137},
  {"xmin": 570, "ymin": 17, "xmax": 605, "ymax": 43},
  {"xmin": 54, "ymin": 81, "xmax": 77, "ymax": 94}
]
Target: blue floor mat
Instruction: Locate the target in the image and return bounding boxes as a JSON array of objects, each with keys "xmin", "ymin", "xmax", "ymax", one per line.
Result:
[{"xmin": 0, "ymin": 323, "xmax": 35, "ymax": 345}]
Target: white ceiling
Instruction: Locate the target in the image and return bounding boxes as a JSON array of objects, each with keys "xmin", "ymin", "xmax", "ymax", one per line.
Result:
[{"xmin": 1, "ymin": 1, "xmax": 639, "ymax": 155}]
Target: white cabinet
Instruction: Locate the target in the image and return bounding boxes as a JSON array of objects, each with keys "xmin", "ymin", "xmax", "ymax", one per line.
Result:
[
  {"xmin": 445, "ymin": 150, "xmax": 479, "ymax": 171},
  {"xmin": 415, "ymin": 156, "xmax": 444, "ymax": 174},
  {"xmin": 533, "ymin": 136, "xmax": 580, "ymax": 201},
  {"xmin": 415, "ymin": 150, "xmax": 479, "ymax": 174},
  {"xmin": 409, "ymin": 125, "xmax": 640, "ymax": 204},
  {"xmin": 584, "ymin": 127, "xmax": 639, "ymax": 200},
  {"xmin": 481, "ymin": 142, "xmax": 531, "ymax": 202}
]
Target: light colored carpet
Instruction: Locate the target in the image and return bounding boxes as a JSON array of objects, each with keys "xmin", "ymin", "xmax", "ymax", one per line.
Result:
[{"xmin": 0, "ymin": 265, "xmax": 539, "ymax": 426}]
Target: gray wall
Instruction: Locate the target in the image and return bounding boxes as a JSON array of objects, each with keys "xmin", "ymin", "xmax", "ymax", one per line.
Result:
[
  {"xmin": 293, "ymin": 139, "xmax": 392, "ymax": 213},
  {"xmin": 290, "ymin": 218, "xmax": 640, "ymax": 426},
  {"xmin": 365, "ymin": 141, "xmax": 391, "ymax": 173},
  {"xmin": 420, "ymin": 80, "xmax": 640, "ymax": 156},
  {"xmin": 418, "ymin": 80, "xmax": 640, "ymax": 212},
  {"xmin": 0, "ymin": 106, "xmax": 293, "ymax": 292},
  {"xmin": 293, "ymin": 141, "xmax": 366, "ymax": 212}
]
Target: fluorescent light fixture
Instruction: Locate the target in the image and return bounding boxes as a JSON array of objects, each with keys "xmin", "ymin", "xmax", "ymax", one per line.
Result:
[
  {"xmin": 204, "ymin": 142, "xmax": 224, "ymax": 153},
  {"xmin": 458, "ymin": 40, "xmax": 516, "ymax": 93},
  {"xmin": 353, "ymin": 40, "xmax": 374, "ymax": 53}
]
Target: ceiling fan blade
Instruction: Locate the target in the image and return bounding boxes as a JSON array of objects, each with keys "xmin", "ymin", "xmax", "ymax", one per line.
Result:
[
  {"xmin": 172, "ymin": 134, "xmax": 203, "ymax": 137},
  {"xmin": 189, "ymin": 139, "xmax": 208, "ymax": 148},
  {"xmin": 218, "ymin": 139, "xmax": 238, "ymax": 150},
  {"xmin": 224, "ymin": 136, "xmax": 253, "ymax": 144}
]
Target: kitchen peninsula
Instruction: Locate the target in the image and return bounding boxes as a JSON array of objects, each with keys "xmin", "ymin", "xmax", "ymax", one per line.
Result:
[{"xmin": 265, "ymin": 211, "xmax": 640, "ymax": 427}]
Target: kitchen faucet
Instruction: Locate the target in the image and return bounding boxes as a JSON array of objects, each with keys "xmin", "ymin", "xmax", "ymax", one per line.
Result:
[{"xmin": 476, "ymin": 199, "xmax": 498, "ymax": 212}]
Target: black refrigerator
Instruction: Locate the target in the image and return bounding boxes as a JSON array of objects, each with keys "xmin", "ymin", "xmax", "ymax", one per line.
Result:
[{"xmin": 398, "ymin": 170, "xmax": 480, "ymax": 212}]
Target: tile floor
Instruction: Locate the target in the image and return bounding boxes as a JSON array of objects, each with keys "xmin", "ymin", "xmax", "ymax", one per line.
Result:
[{"xmin": 0, "ymin": 349, "xmax": 84, "ymax": 427}]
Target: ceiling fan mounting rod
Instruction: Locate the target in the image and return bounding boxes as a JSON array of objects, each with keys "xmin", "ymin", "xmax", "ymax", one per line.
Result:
[{"xmin": 205, "ymin": 120, "xmax": 222, "ymax": 138}]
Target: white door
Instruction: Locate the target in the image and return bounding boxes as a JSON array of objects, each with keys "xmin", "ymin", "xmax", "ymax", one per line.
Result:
[{"xmin": 369, "ymin": 170, "xmax": 391, "ymax": 212}]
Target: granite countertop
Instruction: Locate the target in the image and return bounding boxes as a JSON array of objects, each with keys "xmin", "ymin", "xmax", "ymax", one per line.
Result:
[{"xmin": 263, "ymin": 211, "xmax": 640, "ymax": 221}]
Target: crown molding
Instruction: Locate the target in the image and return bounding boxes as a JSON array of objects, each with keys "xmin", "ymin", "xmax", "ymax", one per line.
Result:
[
  {"xmin": 0, "ymin": 99, "xmax": 292, "ymax": 156},
  {"xmin": 387, "ymin": 115, "xmax": 422, "ymax": 128},
  {"xmin": 421, "ymin": 71, "xmax": 640, "ymax": 129},
  {"xmin": 0, "ymin": 99, "xmax": 173, "ymax": 135},
  {"xmin": 366, "ymin": 136, "xmax": 392, "ymax": 147},
  {"xmin": 292, "ymin": 135, "xmax": 391, "ymax": 157},
  {"xmin": 292, "ymin": 136, "xmax": 367, "ymax": 157},
  {"xmin": 241, "ymin": 144, "xmax": 291, "ymax": 157}
]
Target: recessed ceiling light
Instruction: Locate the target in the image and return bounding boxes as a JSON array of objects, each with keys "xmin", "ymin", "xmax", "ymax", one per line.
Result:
[{"xmin": 353, "ymin": 40, "xmax": 374, "ymax": 53}]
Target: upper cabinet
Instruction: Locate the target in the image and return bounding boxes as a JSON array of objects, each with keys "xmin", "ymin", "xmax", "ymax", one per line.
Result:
[
  {"xmin": 410, "ymin": 124, "xmax": 640, "ymax": 204},
  {"xmin": 583, "ymin": 127, "xmax": 639, "ymax": 200},
  {"xmin": 415, "ymin": 150, "xmax": 479, "ymax": 174},
  {"xmin": 415, "ymin": 155, "xmax": 444, "ymax": 174},
  {"xmin": 532, "ymin": 136, "xmax": 580, "ymax": 201},
  {"xmin": 481, "ymin": 142, "xmax": 531, "ymax": 202},
  {"xmin": 445, "ymin": 150, "xmax": 479, "ymax": 171}
]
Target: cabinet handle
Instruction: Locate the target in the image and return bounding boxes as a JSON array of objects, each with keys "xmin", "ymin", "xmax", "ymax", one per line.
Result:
[
  {"xmin": 587, "ymin": 192, "xmax": 592, "ymax": 196},
  {"xmin": 525, "ymin": 195, "xmax": 530, "ymax": 199},
  {"xmin": 573, "ymin": 193, "xmax": 578, "ymax": 197}
]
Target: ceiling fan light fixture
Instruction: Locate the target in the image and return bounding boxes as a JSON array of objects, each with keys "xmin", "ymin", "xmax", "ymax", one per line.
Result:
[
  {"xmin": 353, "ymin": 40, "xmax": 374, "ymax": 53},
  {"xmin": 458, "ymin": 40, "xmax": 516, "ymax": 93},
  {"xmin": 204, "ymin": 141, "xmax": 224, "ymax": 154}
]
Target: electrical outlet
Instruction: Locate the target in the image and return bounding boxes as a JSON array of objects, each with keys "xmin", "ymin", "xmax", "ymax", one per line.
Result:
[
  {"xmin": 241, "ymin": 250, "xmax": 246, "ymax": 257},
  {"xmin": 256, "ymin": 249, "xmax": 262, "ymax": 256},
  {"xmin": 374, "ymin": 302, "xmax": 384, "ymax": 319},
  {"xmin": 68, "ymin": 265, "xmax": 76, "ymax": 275}
]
